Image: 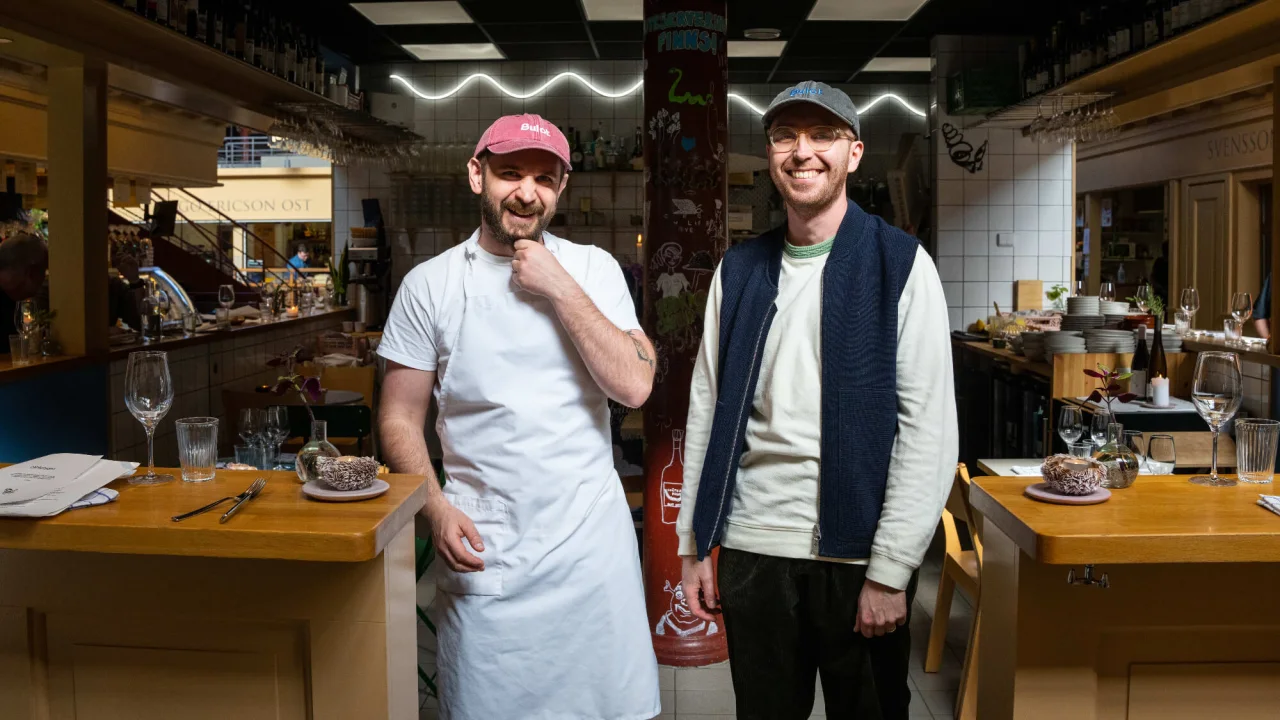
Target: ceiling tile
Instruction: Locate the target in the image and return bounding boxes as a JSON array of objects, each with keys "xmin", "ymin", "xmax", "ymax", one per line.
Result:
[
  {"xmin": 588, "ymin": 21, "xmax": 643, "ymax": 43},
  {"xmin": 402, "ymin": 43, "xmax": 506, "ymax": 60},
  {"xmin": 383, "ymin": 24, "xmax": 488, "ymax": 45},
  {"xmin": 582, "ymin": 0, "xmax": 642, "ymax": 21},
  {"xmin": 862, "ymin": 57, "xmax": 931, "ymax": 72},
  {"xmin": 458, "ymin": 0, "xmax": 582, "ymax": 23},
  {"xmin": 854, "ymin": 71, "xmax": 932, "ymax": 85},
  {"xmin": 728, "ymin": 40, "xmax": 788, "ymax": 58},
  {"xmin": 484, "ymin": 22, "xmax": 588, "ymax": 43},
  {"xmin": 350, "ymin": 1, "xmax": 474, "ymax": 25},
  {"xmin": 498, "ymin": 42, "xmax": 598, "ymax": 60},
  {"xmin": 808, "ymin": 0, "xmax": 928, "ymax": 21}
]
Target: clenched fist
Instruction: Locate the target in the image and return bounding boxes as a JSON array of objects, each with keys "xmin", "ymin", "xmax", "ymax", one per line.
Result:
[{"xmin": 511, "ymin": 239, "xmax": 578, "ymax": 301}]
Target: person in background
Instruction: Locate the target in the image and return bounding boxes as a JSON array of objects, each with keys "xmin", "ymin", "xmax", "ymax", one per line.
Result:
[
  {"xmin": 287, "ymin": 243, "xmax": 309, "ymax": 281},
  {"xmin": 0, "ymin": 232, "xmax": 48, "ymax": 339},
  {"xmin": 676, "ymin": 82, "xmax": 957, "ymax": 719},
  {"xmin": 109, "ymin": 250, "xmax": 145, "ymax": 332},
  {"xmin": 376, "ymin": 114, "xmax": 660, "ymax": 719},
  {"xmin": 1255, "ymin": 272, "xmax": 1271, "ymax": 339},
  {"xmin": 1151, "ymin": 241, "xmax": 1170, "ymax": 309}
]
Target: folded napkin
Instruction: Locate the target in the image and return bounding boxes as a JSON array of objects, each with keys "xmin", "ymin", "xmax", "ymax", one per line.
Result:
[
  {"xmin": 1010, "ymin": 465, "xmax": 1043, "ymax": 476},
  {"xmin": 68, "ymin": 488, "xmax": 118, "ymax": 510},
  {"xmin": 1259, "ymin": 495, "xmax": 1280, "ymax": 517}
]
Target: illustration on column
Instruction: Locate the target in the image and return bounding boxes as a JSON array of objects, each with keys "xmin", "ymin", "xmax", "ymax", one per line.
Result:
[
  {"xmin": 659, "ymin": 428, "xmax": 686, "ymax": 525},
  {"xmin": 655, "ymin": 580, "xmax": 720, "ymax": 638}
]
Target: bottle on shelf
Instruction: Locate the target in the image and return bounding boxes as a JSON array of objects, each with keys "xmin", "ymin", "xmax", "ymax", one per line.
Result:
[{"xmin": 1149, "ymin": 316, "xmax": 1168, "ymax": 397}]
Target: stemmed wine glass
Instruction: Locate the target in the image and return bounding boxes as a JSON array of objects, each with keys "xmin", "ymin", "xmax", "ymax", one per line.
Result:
[
  {"xmin": 239, "ymin": 408, "xmax": 265, "ymax": 447},
  {"xmin": 1231, "ymin": 292, "xmax": 1253, "ymax": 324},
  {"xmin": 1058, "ymin": 406, "xmax": 1084, "ymax": 448},
  {"xmin": 1189, "ymin": 351, "xmax": 1243, "ymax": 487},
  {"xmin": 1099, "ymin": 282, "xmax": 1116, "ymax": 302},
  {"xmin": 1090, "ymin": 411, "xmax": 1112, "ymax": 449},
  {"xmin": 124, "ymin": 350, "xmax": 174, "ymax": 485},
  {"xmin": 219, "ymin": 284, "xmax": 235, "ymax": 310},
  {"xmin": 1134, "ymin": 284, "xmax": 1152, "ymax": 314},
  {"xmin": 1180, "ymin": 287, "xmax": 1200, "ymax": 333},
  {"xmin": 263, "ymin": 405, "xmax": 291, "ymax": 470}
]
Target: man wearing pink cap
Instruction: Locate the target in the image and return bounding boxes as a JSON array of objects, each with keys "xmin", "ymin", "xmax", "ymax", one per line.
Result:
[{"xmin": 377, "ymin": 114, "xmax": 661, "ymax": 719}]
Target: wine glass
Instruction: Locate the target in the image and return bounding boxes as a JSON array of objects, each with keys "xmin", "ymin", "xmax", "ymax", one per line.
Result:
[
  {"xmin": 1090, "ymin": 411, "xmax": 1112, "ymax": 449},
  {"xmin": 1099, "ymin": 282, "xmax": 1116, "ymax": 302},
  {"xmin": 1231, "ymin": 292, "xmax": 1253, "ymax": 324},
  {"xmin": 1189, "ymin": 351, "xmax": 1243, "ymax": 487},
  {"xmin": 124, "ymin": 350, "xmax": 175, "ymax": 485},
  {"xmin": 263, "ymin": 405, "xmax": 291, "ymax": 470},
  {"xmin": 1134, "ymin": 284, "xmax": 1152, "ymax": 314},
  {"xmin": 1147, "ymin": 434, "xmax": 1176, "ymax": 474},
  {"xmin": 1058, "ymin": 406, "xmax": 1084, "ymax": 447},
  {"xmin": 239, "ymin": 408, "xmax": 265, "ymax": 447},
  {"xmin": 1074, "ymin": 279, "xmax": 1087, "ymax": 297},
  {"xmin": 219, "ymin": 284, "xmax": 235, "ymax": 310},
  {"xmin": 1180, "ymin": 287, "xmax": 1200, "ymax": 335}
]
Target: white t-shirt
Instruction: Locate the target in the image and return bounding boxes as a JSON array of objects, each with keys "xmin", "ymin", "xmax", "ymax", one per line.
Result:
[{"xmin": 378, "ymin": 231, "xmax": 641, "ymax": 382}]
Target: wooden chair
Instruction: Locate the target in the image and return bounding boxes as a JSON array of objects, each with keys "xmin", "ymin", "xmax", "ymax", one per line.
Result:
[{"xmin": 925, "ymin": 464, "xmax": 984, "ymax": 719}]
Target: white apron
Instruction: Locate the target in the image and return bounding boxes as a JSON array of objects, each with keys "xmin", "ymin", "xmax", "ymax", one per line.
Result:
[{"xmin": 429, "ymin": 236, "xmax": 660, "ymax": 720}]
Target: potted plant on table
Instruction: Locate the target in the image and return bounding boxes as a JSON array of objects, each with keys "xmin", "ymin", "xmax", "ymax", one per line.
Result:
[
  {"xmin": 268, "ymin": 345, "xmax": 338, "ymax": 483},
  {"xmin": 328, "ymin": 246, "xmax": 349, "ymax": 307},
  {"xmin": 1083, "ymin": 364, "xmax": 1141, "ymax": 489}
]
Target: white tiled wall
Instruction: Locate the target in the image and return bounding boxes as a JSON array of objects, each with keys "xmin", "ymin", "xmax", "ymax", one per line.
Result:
[{"xmin": 931, "ymin": 37, "xmax": 1075, "ymax": 331}]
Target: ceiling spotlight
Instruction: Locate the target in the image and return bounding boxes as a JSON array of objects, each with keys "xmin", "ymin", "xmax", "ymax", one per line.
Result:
[
  {"xmin": 0, "ymin": 38, "xmax": 13, "ymax": 44},
  {"xmin": 743, "ymin": 28, "xmax": 781, "ymax": 40}
]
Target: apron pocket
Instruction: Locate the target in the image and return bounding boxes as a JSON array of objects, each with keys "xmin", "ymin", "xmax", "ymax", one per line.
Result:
[{"xmin": 432, "ymin": 493, "xmax": 507, "ymax": 597}]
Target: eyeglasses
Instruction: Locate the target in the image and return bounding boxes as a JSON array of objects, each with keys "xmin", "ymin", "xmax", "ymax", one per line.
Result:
[{"xmin": 767, "ymin": 126, "xmax": 855, "ymax": 153}]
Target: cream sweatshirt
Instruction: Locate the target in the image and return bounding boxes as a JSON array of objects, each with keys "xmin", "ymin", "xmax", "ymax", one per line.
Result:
[{"xmin": 675, "ymin": 242, "xmax": 958, "ymax": 590}]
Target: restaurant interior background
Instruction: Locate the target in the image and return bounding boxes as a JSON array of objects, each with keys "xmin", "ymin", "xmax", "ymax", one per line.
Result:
[{"xmin": 3, "ymin": 0, "xmax": 1280, "ymax": 718}]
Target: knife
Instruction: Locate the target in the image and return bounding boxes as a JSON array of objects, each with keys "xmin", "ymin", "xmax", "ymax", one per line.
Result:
[{"xmin": 219, "ymin": 477, "xmax": 267, "ymax": 524}]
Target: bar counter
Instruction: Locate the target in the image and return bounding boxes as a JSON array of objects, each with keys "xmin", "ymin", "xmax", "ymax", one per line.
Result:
[
  {"xmin": 0, "ymin": 307, "xmax": 355, "ymax": 387},
  {"xmin": 0, "ymin": 468, "xmax": 425, "ymax": 719},
  {"xmin": 971, "ymin": 475, "xmax": 1280, "ymax": 719}
]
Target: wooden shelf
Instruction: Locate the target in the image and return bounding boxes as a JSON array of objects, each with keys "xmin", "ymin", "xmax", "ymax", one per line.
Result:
[
  {"xmin": 0, "ymin": 0, "xmax": 420, "ymax": 142},
  {"xmin": 979, "ymin": 0, "xmax": 1280, "ymax": 130}
]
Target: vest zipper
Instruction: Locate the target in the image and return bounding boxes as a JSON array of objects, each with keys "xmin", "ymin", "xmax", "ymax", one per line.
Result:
[
  {"xmin": 814, "ymin": 261, "xmax": 828, "ymax": 558},
  {"xmin": 708, "ymin": 301, "xmax": 777, "ymax": 549}
]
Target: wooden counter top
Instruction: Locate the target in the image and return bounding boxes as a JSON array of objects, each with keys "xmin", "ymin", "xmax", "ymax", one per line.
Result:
[
  {"xmin": 1182, "ymin": 336, "xmax": 1280, "ymax": 369},
  {"xmin": 0, "ymin": 469, "xmax": 426, "ymax": 562},
  {"xmin": 954, "ymin": 340, "xmax": 1052, "ymax": 378},
  {"xmin": 971, "ymin": 474, "xmax": 1280, "ymax": 565}
]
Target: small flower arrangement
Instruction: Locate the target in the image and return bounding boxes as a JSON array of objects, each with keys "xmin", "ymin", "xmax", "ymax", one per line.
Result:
[
  {"xmin": 268, "ymin": 345, "xmax": 321, "ymax": 421},
  {"xmin": 1084, "ymin": 363, "xmax": 1138, "ymax": 415}
]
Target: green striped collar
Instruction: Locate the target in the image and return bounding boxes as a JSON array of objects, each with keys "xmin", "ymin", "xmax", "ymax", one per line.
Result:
[{"xmin": 784, "ymin": 236, "xmax": 835, "ymax": 259}]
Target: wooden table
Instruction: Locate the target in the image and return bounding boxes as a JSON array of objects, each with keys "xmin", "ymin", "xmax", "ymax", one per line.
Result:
[
  {"xmin": 0, "ymin": 468, "xmax": 426, "ymax": 719},
  {"xmin": 977, "ymin": 458, "xmax": 1043, "ymax": 476},
  {"xmin": 970, "ymin": 475, "xmax": 1280, "ymax": 719}
]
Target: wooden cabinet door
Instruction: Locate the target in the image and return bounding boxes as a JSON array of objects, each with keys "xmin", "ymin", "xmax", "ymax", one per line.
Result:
[{"xmin": 1180, "ymin": 178, "xmax": 1230, "ymax": 330}]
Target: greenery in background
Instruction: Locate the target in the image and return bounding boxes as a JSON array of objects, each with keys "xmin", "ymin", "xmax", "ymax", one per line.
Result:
[
  {"xmin": 328, "ymin": 246, "xmax": 349, "ymax": 300},
  {"xmin": 1047, "ymin": 284, "xmax": 1069, "ymax": 311},
  {"xmin": 1127, "ymin": 282, "xmax": 1165, "ymax": 319}
]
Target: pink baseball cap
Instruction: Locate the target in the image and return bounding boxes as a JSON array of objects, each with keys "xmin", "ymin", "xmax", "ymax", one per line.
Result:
[{"xmin": 474, "ymin": 114, "xmax": 572, "ymax": 171}]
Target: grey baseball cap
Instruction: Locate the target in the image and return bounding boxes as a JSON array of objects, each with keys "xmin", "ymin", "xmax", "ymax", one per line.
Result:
[{"xmin": 762, "ymin": 80, "xmax": 860, "ymax": 138}]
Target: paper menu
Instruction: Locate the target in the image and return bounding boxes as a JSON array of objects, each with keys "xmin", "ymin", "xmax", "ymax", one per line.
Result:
[
  {"xmin": 0, "ymin": 459, "xmax": 138, "ymax": 518},
  {"xmin": 0, "ymin": 454, "xmax": 102, "ymax": 505}
]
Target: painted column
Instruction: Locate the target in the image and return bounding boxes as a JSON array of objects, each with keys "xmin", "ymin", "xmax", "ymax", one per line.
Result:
[{"xmin": 641, "ymin": 0, "xmax": 729, "ymax": 667}]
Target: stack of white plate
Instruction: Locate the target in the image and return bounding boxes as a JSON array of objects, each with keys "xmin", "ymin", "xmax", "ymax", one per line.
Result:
[
  {"xmin": 1067, "ymin": 296, "xmax": 1101, "ymax": 315},
  {"xmin": 1134, "ymin": 327, "xmax": 1184, "ymax": 353},
  {"xmin": 1061, "ymin": 314, "xmax": 1106, "ymax": 331},
  {"xmin": 1102, "ymin": 313, "xmax": 1130, "ymax": 327},
  {"xmin": 1043, "ymin": 331, "xmax": 1086, "ymax": 359},
  {"xmin": 1100, "ymin": 300, "xmax": 1131, "ymax": 315},
  {"xmin": 1021, "ymin": 331, "xmax": 1046, "ymax": 361},
  {"xmin": 1084, "ymin": 329, "xmax": 1137, "ymax": 353}
]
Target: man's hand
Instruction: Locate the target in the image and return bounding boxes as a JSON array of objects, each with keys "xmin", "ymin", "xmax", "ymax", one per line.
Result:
[
  {"xmin": 681, "ymin": 555, "xmax": 721, "ymax": 622},
  {"xmin": 511, "ymin": 239, "xmax": 578, "ymax": 302},
  {"xmin": 854, "ymin": 579, "xmax": 907, "ymax": 638},
  {"xmin": 422, "ymin": 494, "xmax": 486, "ymax": 573}
]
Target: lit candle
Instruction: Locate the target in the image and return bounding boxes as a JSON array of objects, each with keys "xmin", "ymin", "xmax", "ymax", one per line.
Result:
[
  {"xmin": 286, "ymin": 306, "xmax": 299, "ymax": 318},
  {"xmin": 1151, "ymin": 375, "xmax": 1169, "ymax": 407}
]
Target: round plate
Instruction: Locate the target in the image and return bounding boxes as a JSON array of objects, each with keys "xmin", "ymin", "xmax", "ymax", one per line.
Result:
[
  {"xmin": 1136, "ymin": 401, "xmax": 1176, "ymax": 409},
  {"xmin": 302, "ymin": 478, "xmax": 390, "ymax": 502},
  {"xmin": 1024, "ymin": 482, "xmax": 1112, "ymax": 505}
]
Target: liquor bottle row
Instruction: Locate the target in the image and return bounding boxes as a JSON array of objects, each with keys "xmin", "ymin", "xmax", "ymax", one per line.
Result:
[
  {"xmin": 564, "ymin": 124, "xmax": 645, "ymax": 172},
  {"xmin": 1021, "ymin": 0, "xmax": 1259, "ymax": 98},
  {"xmin": 103, "ymin": 0, "xmax": 326, "ymax": 95}
]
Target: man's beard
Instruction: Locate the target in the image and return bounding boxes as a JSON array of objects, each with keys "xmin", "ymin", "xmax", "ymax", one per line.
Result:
[
  {"xmin": 480, "ymin": 184, "xmax": 555, "ymax": 246},
  {"xmin": 770, "ymin": 159, "xmax": 849, "ymax": 217}
]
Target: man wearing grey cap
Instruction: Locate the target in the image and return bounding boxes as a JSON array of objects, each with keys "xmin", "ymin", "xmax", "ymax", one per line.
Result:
[{"xmin": 675, "ymin": 81, "xmax": 957, "ymax": 717}]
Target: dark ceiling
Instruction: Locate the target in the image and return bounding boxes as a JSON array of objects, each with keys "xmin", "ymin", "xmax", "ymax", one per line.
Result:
[{"xmin": 289, "ymin": 0, "xmax": 1060, "ymax": 84}]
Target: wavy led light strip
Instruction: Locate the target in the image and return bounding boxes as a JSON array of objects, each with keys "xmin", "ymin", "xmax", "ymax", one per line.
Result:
[{"xmin": 388, "ymin": 72, "xmax": 926, "ymax": 118}]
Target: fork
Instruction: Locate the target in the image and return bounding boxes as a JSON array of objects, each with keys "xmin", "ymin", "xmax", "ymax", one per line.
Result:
[{"xmin": 171, "ymin": 478, "xmax": 267, "ymax": 523}]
